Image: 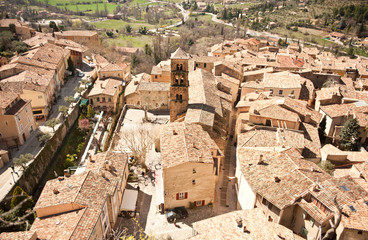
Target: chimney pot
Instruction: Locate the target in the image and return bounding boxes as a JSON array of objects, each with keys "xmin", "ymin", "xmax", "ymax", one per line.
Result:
[
  {"xmin": 274, "ymin": 176, "xmax": 281, "ymax": 182},
  {"xmin": 236, "ymin": 219, "xmax": 243, "ymax": 228},
  {"xmin": 257, "ymin": 154, "xmax": 263, "ymax": 164},
  {"xmin": 53, "ymin": 188, "xmax": 59, "ymax": 194}
]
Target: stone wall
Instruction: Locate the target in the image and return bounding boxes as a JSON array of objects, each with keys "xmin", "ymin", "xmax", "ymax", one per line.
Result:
[{"xmin": 0, "ymin": 103, "xmax": 80, "ymax": 205}]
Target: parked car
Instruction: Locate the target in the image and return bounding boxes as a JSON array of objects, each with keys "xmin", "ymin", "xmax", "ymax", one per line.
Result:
[{"xmin": 165, "ymin": 207, "xmax": 188, "ymax": 223}]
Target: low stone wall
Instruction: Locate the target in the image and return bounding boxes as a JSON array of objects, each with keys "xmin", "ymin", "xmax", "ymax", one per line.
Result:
[{"xmin": 0, "ymin": 103, "xmax": 80, "ymax": 205}]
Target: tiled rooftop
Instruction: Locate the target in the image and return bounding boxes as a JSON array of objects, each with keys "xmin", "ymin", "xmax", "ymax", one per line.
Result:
[
  {"xmin": 160, "ymin": 122, "xmax": 221, "ymax": 169},
  {"xmin": 192, "ymin": 208, "xmax": 303, "ymax": 240},
  {"xmin": 89, "ymin": 78, "xmax": 122, "ymax": 97}
]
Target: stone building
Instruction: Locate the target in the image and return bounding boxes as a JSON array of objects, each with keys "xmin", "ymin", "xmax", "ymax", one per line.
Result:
[
  {"xmin": 158, "ymin": 122, "xmax": 223, "ymax": 210},
  {"xmin": 170, "ymin": 48, "xmax": 190, "ymax": 122}
]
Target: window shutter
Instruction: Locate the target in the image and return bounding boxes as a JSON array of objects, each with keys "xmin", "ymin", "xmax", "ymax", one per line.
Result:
[
  {"xmin": 185, "ymin": 192, "xmax": 188, "ymax": 199},
  {"xmin": 176, "ymin": 193, "xmax": 179, "ymax": 200},
  {"xmin": 202, "ymin": 200, "xmax": 205, "ymax": 206}
]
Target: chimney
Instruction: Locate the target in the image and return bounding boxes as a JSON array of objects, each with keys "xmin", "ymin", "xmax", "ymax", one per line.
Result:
[
  {"xmin": 100, "ymin": 83, "xmax": 103, "ymax": 89},
  {"xmin": 64, "ymin": 169, "xmax": 69, "ymax": 177},
  {"xmin": 53, "ymin": 188, "xmax": 59, "ymax": 194},
  {"xmin": 173, "ymin": 130, "xmax": 178, "ymax": 135},
  {"xmin": 105, "ymin": 160, "xmax": 110, "ymax": 171},
  {"xmin": 305, "ymin": 113, "xmax": 311, "ymax": 123},
  {"xmin": 274, "ymin": 176, "xmax": 281, "ymax": 182},
  {"xmin": 101, "ymin": 171, "xmax": 106, "ymax": 178},
  {"xmin": 243, "ymin": 226, "xmax": 248, "ymax": 233},
  {"xmin": 236, "ymin": 219, "xmax": 243, "ymax": 228},
  {"xmin": 257, "ymin": 154, "xmax": 263, "ymax": 164}
]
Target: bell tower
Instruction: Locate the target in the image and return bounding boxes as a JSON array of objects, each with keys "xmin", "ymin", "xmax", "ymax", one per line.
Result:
[{"xmin": 170, "ymin": 48, "xmax": 190, "ymax": 122}]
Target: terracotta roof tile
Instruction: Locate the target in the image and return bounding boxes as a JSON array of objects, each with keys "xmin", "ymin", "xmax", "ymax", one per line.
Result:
[
  {"xmin": 192, "ymin": 208, "xmax": 303, "ymax": 240},
  {"xmin": 160, "ymin": 122, "xmax": 221, "ymax": 169}
]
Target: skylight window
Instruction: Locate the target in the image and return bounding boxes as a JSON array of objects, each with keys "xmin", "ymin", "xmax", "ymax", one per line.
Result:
[
  {"xmin": 340, "ymin": 185, "xmax": 350, "ymax": 191},
  {"xmin": 348, "ymin": 205, "xmax": 356, "ymax": 212}
]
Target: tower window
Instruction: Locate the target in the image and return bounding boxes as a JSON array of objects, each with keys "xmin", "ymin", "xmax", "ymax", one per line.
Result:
[
  {"xmin": 180, "ymin": 78, "xmax": 183, "ymax": 85},
  {"xmin": 176, "ymin": 64, "xmax": 180, "ymax": 70},
  {"xmin": 175, "ymin": 79, "xmax": 178, "ymax": 85},
  {"xmin": 176, "ymin": 94, "xmax": 179, "ymax": 100},
  {"xmin": 180, "ymin": 64, "xmax": 183, "ymax": 71},
  {"xmin": 179, "ymin": 95, "xmax": 182, "ymax": 100}
]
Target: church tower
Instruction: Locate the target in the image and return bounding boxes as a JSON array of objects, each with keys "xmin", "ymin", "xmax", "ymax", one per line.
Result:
[{"xmin": 170, "ymin": 48, "xmax": 190, "ymax": 122}]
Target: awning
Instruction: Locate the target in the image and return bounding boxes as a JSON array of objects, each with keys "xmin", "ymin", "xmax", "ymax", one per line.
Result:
[
  {"xmin": 79, "ymin": 98, "xmax": 89, "ymax": 107},
  {"xmin": 155, "ymin": 170, "xmax": 164, "ymax": 206},
  {"xmin": 120, "ymin": 189, "xmax": 138, "ymax": 211}
]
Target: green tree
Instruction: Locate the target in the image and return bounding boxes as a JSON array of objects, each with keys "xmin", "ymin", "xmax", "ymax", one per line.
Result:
[
  {"xmin": 46, "ymin": 118, "xmax": 60, "ymax": 132},
  {"xmin": 58, "ymin": 105, "xmax": 69, "ymax": 117},
  {"xmin": 86, "ymin": 105, "xmax": 95, "ymax": 119},
  {"xmin": 64, "ymin": 96, "xmax": 75, "ymax": 105},
  {"xmin": 13, "ymin": 153, "xmax": 33, "ymax": 170},
  {"xmin": 126, "ymin": 24, "xmax": 132, "ymax": 33},
  {"xmin": 347, "ymin": 47, "xmax": 355, "ymax": 58},
  {"xmin": 74, "ymin": 86, "xmax": 85, "ymax": 94},
  {"xmin": 144, "ymin": 44, "xmax": 152, "ymax": 56},
  {"xmin": 339, "ymin": 118, "xmax": 360, "ymax": 151},
  {"xmin": 67, "ymin": 57, "xmax": 75, "ymax": 73},
  {"xmin": 10, "ymin": 186, "xmax": 33, "ymax": 214},
  {"xmin": 8, "ymin": 24, "xmax": 16, "ymax": 34},
  {"xmin": 37, "ymin": 132, "xmax": 51, "ymax": 145}
]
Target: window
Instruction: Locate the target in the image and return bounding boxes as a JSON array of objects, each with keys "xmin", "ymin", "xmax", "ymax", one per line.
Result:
[
  {"xmin": 300, "ymin": 227, "xmax": 308, "ymax": 238},
  {"xmin": 177, "ymin": 192, "xmax": 187, "ymax": 200},
  {"xmin": 196, "ymin": 200, "xmax": 203, "ymax": 206},
  {"xmin": 5, "ymin": 121, "xmax": 8, "ymax": 125},
  {"xmin": 155, "ymin": 75, "xmax": 158, "ymax": 79},
  {"xmin": 108, "ymin": 97, "xmax": 111, "ymax": 102},
  {"xmin": 358, "ymin": 230, "xmax": 363, "ymax": 235},
  {"xmin": 20, "ymin": 124, "xmax": 23, "ymax": 131},
  {"xmin": 204, "ymin": 63, "xmax": 207, "ymax": 68},
  {"xmin": 279, "ymin": 90, "xmax": 283, "ymax": 95},
  {"xmin": 193, "ymin": 168, "xmax": 196, "ymax": 173},
  {"xmin": 340, "ymin": 185, "xmax": 350, "ymax": 191},
  {"xmin": 192, "ymin": 179, "xmax": 196, "ymax": 184},
  {"xmin": 97, "ymin": 97, "xmax": 100, "ymax": 102},
  {"xmin": 25, "ymin": 107, "xmax": 28, "ymax": 113},
  {"xmin": 195, "ymin": 63, "xmax": 198, "ymax": 67},
  {"xmin": 176, "ymin": 94, "xmax": 179, "ymax": 100},
  {"xmin": 179, "ymin": 95, "xmax": 182, "ymax": 100},
  {"xmin": 18, "ymin": 115, "xmax": 21, "ymax": 121},
  {"xmin": 102, "ymin": 97, "xmax": 105, "ymax": 102},
  {"xmin": 349, "ymin": 205, "xmax": 356, "ymax": 212}
]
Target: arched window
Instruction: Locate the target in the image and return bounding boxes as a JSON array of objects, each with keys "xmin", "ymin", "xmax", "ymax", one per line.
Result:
[
  {"xmin": 176, "ymin": 94, "xmax": 179, "ymax": 100},
  {"xmin": 176, "ymin": 64, "xmax": 180, "ymax": 70},
  {"xmin": 180, "ymin": 64, "xmax": 183, "ymax": 71},
  {"xmin": 180, "ymin": 78, "xmax": 183, "ymax": 85},
  {"xmin": 179, "ymin": 94, "xmax": 182, "ymax": 100},
  {"xmin": 175, "ymin": 78, "xmax": 179, "ymax": 85}
]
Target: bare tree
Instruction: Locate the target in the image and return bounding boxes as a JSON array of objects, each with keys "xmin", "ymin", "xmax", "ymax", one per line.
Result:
[
  {"xmin": 322, "ymin": 196, "xmax": 342, "ymax": 240},
  {"xmin": 115, "ymin": 126, "xmax": 157, "ymax": 169}
]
